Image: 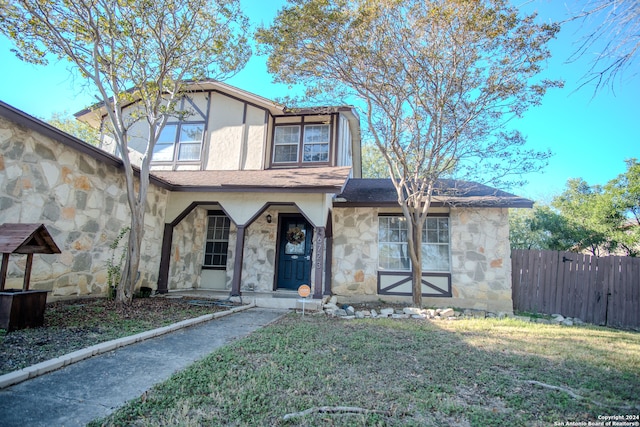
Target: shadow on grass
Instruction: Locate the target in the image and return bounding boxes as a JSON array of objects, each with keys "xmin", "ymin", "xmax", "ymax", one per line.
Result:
[{"xmin": 90, "ymin": 314, "xmax": 640, "ymax": 427}]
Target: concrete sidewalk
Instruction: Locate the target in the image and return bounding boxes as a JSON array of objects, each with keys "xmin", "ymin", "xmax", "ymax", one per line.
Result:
[{"xmin": 0, "ymin": 307, "xmax": 288, "ymax": 427}]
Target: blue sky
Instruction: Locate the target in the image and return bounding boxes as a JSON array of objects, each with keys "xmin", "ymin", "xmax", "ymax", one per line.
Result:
[{"xmin": 0, "ymin": 0, "xmax": 637, "ymax": 202}]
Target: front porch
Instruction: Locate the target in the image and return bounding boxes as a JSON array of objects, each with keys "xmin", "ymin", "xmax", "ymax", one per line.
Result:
[{"xmin": 162, "ymin": 289, "xmax": 324, "ymax": 311}]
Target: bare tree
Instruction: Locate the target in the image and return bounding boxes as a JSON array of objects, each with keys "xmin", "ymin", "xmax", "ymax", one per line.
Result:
[
  {"xmin": 258, "ymin": 0, "xmax": 559, "ymax": 306},
  {"xmin": 567, "ymin": 0, "xmax": 640, "ymax": 91},
  {"xmin": 1, "ymin": 0, "xmax": 250, "ymax": 303}
]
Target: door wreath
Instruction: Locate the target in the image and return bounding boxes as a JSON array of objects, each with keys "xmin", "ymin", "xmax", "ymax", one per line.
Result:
[{"xmin": 286, "ymin": 227, "xmax": 305, "ymax": 244}]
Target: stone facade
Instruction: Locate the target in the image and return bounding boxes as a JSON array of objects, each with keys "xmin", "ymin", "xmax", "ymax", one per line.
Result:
[
  {"xmin": 0, "ymin": 116, "xmax": 167, "ymax": 300},
  {"xmin": 331, "ymin": 208, "xmax": 379, "ymax": 296},
  {"xmin": 238, "ymin": 210, "xmax": 278, "ymax": 292},
  {"xmin": 331, "ymin": 206, "xmax": 513, "ymax": 312},
  {"xmin": 168, "ymin": 207, "xmax": 207, "ymax": 290}
]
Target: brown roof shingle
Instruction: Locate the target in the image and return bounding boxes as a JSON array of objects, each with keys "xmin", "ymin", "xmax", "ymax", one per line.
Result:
[
  {"xmin": 336, "ymin": 179, "xmax": 533, "ymax": 208},
  {"xmin": 151, "ymin": 167, "xmax": 352, "ymax": 193}
]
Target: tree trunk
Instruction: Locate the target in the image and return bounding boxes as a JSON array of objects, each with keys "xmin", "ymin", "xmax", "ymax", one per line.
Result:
[
  {"xmin": 411, "ymin": 220, "xmax": 423, "ymax": 307},
  {"xmin": 116, "ymin": 159, "xmax": 148, "ymax": 304}
]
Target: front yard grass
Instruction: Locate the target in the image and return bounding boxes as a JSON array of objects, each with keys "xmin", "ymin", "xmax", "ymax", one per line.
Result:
[{"xmin": 91, "ymin": 314, "xmax": 640, "ymax": 427}]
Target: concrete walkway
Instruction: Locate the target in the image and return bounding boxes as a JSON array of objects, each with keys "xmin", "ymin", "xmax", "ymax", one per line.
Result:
[{"xmin": 0, "ymin": 307, "xmax": 288, "ymax": 427}]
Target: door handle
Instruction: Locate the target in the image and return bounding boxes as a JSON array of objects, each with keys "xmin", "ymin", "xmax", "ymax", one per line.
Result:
[{"xmin": 305, "ymin": 256, "xmax": 311, "ymax": 260}]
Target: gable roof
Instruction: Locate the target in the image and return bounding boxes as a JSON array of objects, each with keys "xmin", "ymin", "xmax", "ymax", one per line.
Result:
[
  {"xmin": 335, "ymin": 178, "xmax": 533, "ymax": 208},
  {"xmin": 0, "ymin": 223, "xmax": 61, "ymax": 254},
  {"xmin": 152, "ymin": 167, "xmax": 352, "ymax": 193}
]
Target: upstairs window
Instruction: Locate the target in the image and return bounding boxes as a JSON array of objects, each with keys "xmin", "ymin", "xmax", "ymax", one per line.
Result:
[
  {"xmin": 153, "ymin": 123, "xmax": 204, "ymax": 162},
  {"xmin": 273, "ymin": 123, "xmax": 330, "ymax": 165},
  {"xmin": 378, "ymin": 215, "xmax": 450, "ymax": 272},
  {"xmin": 203, "ymin": 212, "xmax": 230, "ymax": 268}
]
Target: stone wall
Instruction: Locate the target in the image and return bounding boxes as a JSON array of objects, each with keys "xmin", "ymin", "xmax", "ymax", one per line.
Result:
[
  {"xmin": 331, "ymin": 207, "xmax": 379, "ymax": 296},
  {"xmin": 238, "ymin": 210, "xmax": 278, "ymax": 292},
  {"xmin": 0, "ymin": 115, "xmax": 168, "ymax": 300},
  {"xmin": 168, "ymin": 207, "xmax": 207, "ymax": 290},
  {"xmin": 330, "ymin": 207, "xmax": 513, "ymax": 313}
]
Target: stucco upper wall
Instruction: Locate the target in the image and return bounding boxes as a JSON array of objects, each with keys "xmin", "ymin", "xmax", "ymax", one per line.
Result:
[{"xmin": 206, "ymin": 93, "xmax": 267, "ymax": 170}]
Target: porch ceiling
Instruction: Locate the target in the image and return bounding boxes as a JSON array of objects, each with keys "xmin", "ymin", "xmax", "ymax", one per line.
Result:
[{"xmin": 151, "ymin": 167, "xmax": 352, "ymax": 193}]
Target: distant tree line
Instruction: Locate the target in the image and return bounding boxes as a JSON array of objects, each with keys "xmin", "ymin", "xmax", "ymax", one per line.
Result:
[{"xmin": 510, "ymin": 159, "xmax": 640, "ymax": 257}]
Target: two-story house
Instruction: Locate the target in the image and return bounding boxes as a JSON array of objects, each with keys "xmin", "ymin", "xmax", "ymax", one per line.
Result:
[{"xmin": 0, "ymin": 80, "xmax": 531, "ymax": 312}]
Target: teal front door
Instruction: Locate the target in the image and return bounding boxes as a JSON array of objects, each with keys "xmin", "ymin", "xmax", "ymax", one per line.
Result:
[{"xmin": 276, "ymin": 216, "xmax": 313, "ymax": 290}]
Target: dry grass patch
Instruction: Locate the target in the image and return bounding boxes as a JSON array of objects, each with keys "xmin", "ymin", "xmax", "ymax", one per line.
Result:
[{"xmin": 91, "ymin": 315, "xmax": 640, "ymax": 427}]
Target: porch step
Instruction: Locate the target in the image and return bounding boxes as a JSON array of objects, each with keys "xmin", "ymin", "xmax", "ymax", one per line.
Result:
[
  {"xmin": 252, "ymin": 296, "xmax": 321, "ymax": 311},
  {"xmin": 163, "ymin": 290, "xmax": 322, "ymax": 312}
]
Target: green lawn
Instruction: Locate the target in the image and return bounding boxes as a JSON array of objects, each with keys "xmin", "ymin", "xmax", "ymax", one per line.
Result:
[{"xmin": 91, "ymin": 314, "xmax": 640, "ymax": 427}]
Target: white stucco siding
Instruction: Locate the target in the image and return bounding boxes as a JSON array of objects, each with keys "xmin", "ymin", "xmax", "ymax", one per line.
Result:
[
  {"xmin": 165, "ymin": 191, "xmax": 330, "ymax": 228},
  {"xmin": 207, "ymin": 92, "xmax": 244, "ymax": 170},
  {"xmin": 243, "ymin": 105, "xmax": 267, "ymax": 170}
]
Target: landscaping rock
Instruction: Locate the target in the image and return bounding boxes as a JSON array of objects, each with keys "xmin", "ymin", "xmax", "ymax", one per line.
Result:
[
  {"xmin": 392, "ymin": 313, "xmax": 410, "ymax": 319},
  {"xmin": 345, "ymin": 306, "xmax": 355, "ymax": 315},
  {"xmin": 439, "ymin": 308, "xmax": 455, "ymax": 317},
  {"xmin": 335, "ymin": 309, "xmax": 348, "ymax": 317},
  {"xmin": 380, "ymin": 308, "xmax": 395, "ymax": 316},
  {"xmin": 403, "ymin": 307, "xmax": 423, "ymax": 315},
  {"xmin": 370, "ymin": 309, "xmax": 378, "ymax": 318}
]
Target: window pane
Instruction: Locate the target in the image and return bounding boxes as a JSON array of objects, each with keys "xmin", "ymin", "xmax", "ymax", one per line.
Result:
[
  {"xmin": 303, "ymin": 143, "xmax": 329, "ymax": 162},
  {"xmin": 204, "ymin": 215, "xmax": 230, "ymax": 267},
  {"xmin": 180, "ymin": 124, "xmax": 203, "ymax": 143},
  {"xmin": 303, "ymin": 125, "xmax": 329, "ymax": 143},
  {"xmin": 274, "ymin": 144, "xmax": 298, "ymax": 163},
  {"xmin": 379, "ymin": 215, "xmax": 449, "ymax": 272},
  {"xmin": 152, "ymin": 125, "xmax": 178, "ymax": 161},
  {"xmin": 378, "ymin": 217, "xmax": 410, "ymax": 270},
  {"xmin": 158, "ymin": 125, "xmax": 178, "ymax": 144},
  {"xmin": 275, "ymin": 126, "xmax": 300, "ymax": 144},
  {"xmin": 153, "ymin": 143, "xmax": 174, "ymax": 161},
  {"xmin": 177, "ymin": 124, "xmax": 203, "ymax": 161},
  {"xmin": 273, "ymin": 126, "xmax": 300, "ymax": 163},
  {"xmin": 302, "ymin": 125, "xmax": 329, "ymax": 163}
]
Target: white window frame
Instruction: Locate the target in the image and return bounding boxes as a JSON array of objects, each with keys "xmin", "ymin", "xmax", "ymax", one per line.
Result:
[
  {"xmin": 272, "ymin": 123, "xmax": 330, "ymax": 165},
  {"xmin": 378, "ymin": 215, "xmax": 450, "ymax": 272},
  {"xmin": 203, "ymin": 212, "xmax": 230, "ymax": 269},
  {"xmin": 152, "ymin": 122, "xmax": 204, "ymax": 163}
]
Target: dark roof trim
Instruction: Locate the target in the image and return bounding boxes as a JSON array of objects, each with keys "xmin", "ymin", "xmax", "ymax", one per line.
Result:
[
  {"xmin": 167, "ymin": 184, "xmax": 345, "ymax": 193},
  {"xmin": 335, "ymin": 178, "xmax": 533, "ymax": 209}
]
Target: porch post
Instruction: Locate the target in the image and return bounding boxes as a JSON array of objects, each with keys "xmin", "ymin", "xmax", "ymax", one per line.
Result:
[
  {"xmin": 156, "ymin": 224, "xmax": 174, "ymax": 294},
  {"xmin": 230, "ymin": 224, "xmax": 246, "ymax": 296},
  {"xmin": 313, "ymin": 226, "xmax": 325, "ymax": 299}
]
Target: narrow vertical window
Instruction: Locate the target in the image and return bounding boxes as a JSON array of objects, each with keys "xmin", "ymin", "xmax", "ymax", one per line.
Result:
[{"xmin": 203, "ymin": 213, "xmax": 230, "ymax": 268}]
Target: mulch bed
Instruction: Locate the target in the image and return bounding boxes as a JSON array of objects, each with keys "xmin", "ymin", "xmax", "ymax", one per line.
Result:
[{"xmin": 0, "ymin": 296, "xmax": 238, "ymax": 375}]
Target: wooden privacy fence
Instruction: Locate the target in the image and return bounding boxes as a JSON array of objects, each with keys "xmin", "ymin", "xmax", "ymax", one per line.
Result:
[{"xmin": 511, "ymin": 249, "xmax": 640, "ymax": 328}]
